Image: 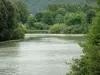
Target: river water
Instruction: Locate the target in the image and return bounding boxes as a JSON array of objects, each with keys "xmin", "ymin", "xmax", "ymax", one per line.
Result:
[{"xmin": 0, "ymin": 34, "xmax": 83, "ymax": 75}]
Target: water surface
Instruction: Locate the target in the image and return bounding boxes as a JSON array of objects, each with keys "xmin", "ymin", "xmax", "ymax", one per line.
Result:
[{"xmin": 0, "ymin": 34, "xmax": 83, "ymax": 75}]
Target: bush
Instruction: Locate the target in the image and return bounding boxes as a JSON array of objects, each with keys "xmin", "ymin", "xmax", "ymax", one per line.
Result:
[
  {"xmin": 62, "ymin": 25, "xmax": 84, "ymax": 34},
  {"xmin": 12, "ymin": 24, "xmax": 25, "ymax": 39},
  {"xmin": 34, "ymin": 22, "xmax": 50, "ymax": 30},
  {"xmin": 48, "ymin": 24, "xmax": 66, "ymax": 34},
  {"xmin": 62, "ymin": 26, "xmax": 73, "ymax": 34}
]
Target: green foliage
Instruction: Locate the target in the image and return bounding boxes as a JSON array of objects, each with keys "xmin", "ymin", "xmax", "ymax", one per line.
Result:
[
  {"xmin": 48, "ymin": 24, "xmax": 66, "ymax": 34},
  {"xmin": 64, "ymin": 12, "xmax": 86, "ymax": 26},
  {"xmin": 65, "ymin": 4, "xmax": 82, "ymax": 12},
  {"xmin": 12, "ymin": 24, "xmax": 25, "ymax": 39},
  {"xmin": 86, "ymin": 9, "xmax": 96, "ymax": 24},
  {"xmin": 0, "ymin": 0, "xmax": 17, "ymax": 41},
  {"xmin": 55, "ymin": 14, "xmax": 64, "ymax": 24},
  {"xmin": 24, "ymin": 0, "xmax": 94, "ymax": 13},
  {"xmin": 56, "ymin": 8, "xmax": 66, "ymax": 16},
  {"xmin": 82, "ymin": 4, "xmax": 93, "ymax": 13},
  {"xmin": 34, "ymin": 22, "xmax": 49, "ymax": 30},
  {"xmin": 42, "ymin": 10, "xmax": 54, "ymax": 25},
  {"xmin": 63, "ymin": 12, "xmax": 87, "ymax": 33},
  {"xmin": 67, "ymin": 10, "xmax": 100, "ymax": 75},
  {"xmin": 14, "ymin": 0, "xmax": 30, "ymax": 24},
  {"xmin": 63, "ymin": 25, "xmax": 84, "ymax": 34},
  {"xmin": 28, "ymin": 3, "xmax": 95, "ymax": 34},
  {"xmin": 35, "ymin": 12, "xmax": 43, "ymax": 22},
  {"xmin": 27, "ymin": 15, "xmax": 37, "ymax": 29},
  {"xmin": 0, "ymin": 0, "xmax": 26, "ymax": 41},
  {"xmin": 66, "ymin": 1, "xmax": 100, "ymax": 74}
]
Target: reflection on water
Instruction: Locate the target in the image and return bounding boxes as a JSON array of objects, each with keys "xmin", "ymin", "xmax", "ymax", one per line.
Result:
[{"xmin": 0, "ymin": 34, "xmax": 83, "ymax": 75}]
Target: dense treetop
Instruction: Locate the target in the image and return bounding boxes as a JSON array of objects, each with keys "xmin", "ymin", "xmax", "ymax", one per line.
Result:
[{"xmin": 24, "ymin": 0, "xmax": 95, "ymax": 13}]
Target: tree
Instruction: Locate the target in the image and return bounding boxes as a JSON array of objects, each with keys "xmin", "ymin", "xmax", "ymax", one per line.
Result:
[
  {"xmin": 35, "ymin": 12, "xmax": 43, "ymax": 22},
  {"xmin": 64, "ymin": 12, "xmax": 86, "ymax": 26},
  {"xmin": 0, "ymin": 0, "xmax": 18, "ymax": 41},
  {"xmin": 82, "ymin": 4, "xmax": 93, "ymax": 13},
  {"xmin": 65, "ymin": 4, "xmax": 81, "ymax": 12},
  {"xmin": 42, "ymin": 10, "xmax": 54, "ymax": 25},
  {"xmin": 0, "ymin": 0, "xmax": 26, "ymax": 41},
  {"xmin": 55, "ymin": 14, "xmax": 64, "ymax": 24},
  {"xmin": 48, "ymin": 4, "xmax": 58, "ymax": 12},
  {"xmin": 27, "ymin": 15, "xmax": 37, "ymax": 29},
  {"xmin": 86, "ymin": 9, "xmax": 96, "ymax": 24},
  {"xmin": 56, "ymin": 8, "xmax": 66, "ymax": 16},
  {"xmin": 14, "ymin": 0, "xmax": 30, "ymax": 24}
]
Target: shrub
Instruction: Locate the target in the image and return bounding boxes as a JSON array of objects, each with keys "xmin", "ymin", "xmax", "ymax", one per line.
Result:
[
  {"xmin": 62, "ymin": 26, "xmax": 73, "ymax": 34},
  {"xmin": 48, "ymin": 24, "xmax": 66, "ymax": 34},
  {"xmin": 34, "ymin": 22, "xmax": 50, "ymax": 30},
  {"xmin": 12, "ymin": 24, "xmax": 25, "ymax": 39}
]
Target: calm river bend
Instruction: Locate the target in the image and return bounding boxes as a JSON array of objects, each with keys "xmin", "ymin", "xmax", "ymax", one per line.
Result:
[{"xmin": 0, "ymin": 34, "xmax": 83, "ymax": 75}]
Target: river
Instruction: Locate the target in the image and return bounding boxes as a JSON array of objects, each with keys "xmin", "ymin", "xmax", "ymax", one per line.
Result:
[{"xmin": 0, "ymin": 34, "xmax": 83, "ymax": 75}]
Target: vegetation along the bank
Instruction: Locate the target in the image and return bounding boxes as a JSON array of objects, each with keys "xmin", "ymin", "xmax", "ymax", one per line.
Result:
[
  {"xmin": 27, "ymin": 3, "xmax": 96, "ymax": 34},
  {"xmin": 0, "ymin": 0, "xmax": 30, "ymax": 41},
  {"xmin": 0, "ymin": 0, "xmax": 96, "ymax": 41},
  {"xmin": 67, "ymin": 0, "xmax": 100, "ymax": 75}
]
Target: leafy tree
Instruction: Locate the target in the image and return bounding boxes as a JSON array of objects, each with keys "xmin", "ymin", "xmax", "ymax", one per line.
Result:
[
  {"xmin": 55, "ymin": 14, "xmax": 64, "ymax": 24},
  {"xmin": 14, "ymin": 0, "xmax": 30, "ymax": 24},
  {"xmin": 56, "ymin": 8, "xmax": 66, "ymax": 16},
  {"xmin": 48, "ymin": 4, "xmax": 59, "ymax": 12},
  {"xmin": 0, "ymin": 0, "xmax": 28, "ymax": 41},
  {"xmin": 27, "ymin": 15, "xmax": 37, "ymax": 29},
  {"xmin": 65, "ymin": 4, "xmax": 82, "ymax": 12},
  {"xmin": 64, "ymin": 12, "xmax": 86, "ymax": 26},
  {"xmin": 42, "ymin": 10, "xmax": 54, "ymax": 25},
  {"xmin": 82, "ymin": 4, "xmax": 93, "ymax": 13},
  {"xmin": 35, "ymin": 12, "xmax": 43, "ymax": 22},
  {"xmin": 0, "ymin": 0, "xmax": 18, "ymax": 41},
  {"xmin": 86, "ymin": 9, "xmax": 96, "ymax": 24}
]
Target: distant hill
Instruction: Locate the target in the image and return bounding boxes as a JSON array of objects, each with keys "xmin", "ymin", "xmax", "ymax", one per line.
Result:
[{"xmin": 24, "ymin": 0, "xmax": 95, "ymax": 13}]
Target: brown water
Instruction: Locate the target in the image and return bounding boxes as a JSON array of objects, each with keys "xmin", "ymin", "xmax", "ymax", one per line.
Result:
[{"xmin": 0, "ymin": 34, "xmax": 83, "ymax": 75}]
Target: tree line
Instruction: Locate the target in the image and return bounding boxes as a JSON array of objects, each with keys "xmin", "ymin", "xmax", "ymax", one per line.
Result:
[
  {"xmin": 0, "ymin": 0, "xmax": 96, "ymax": 41},
  {"xmin": 27, "ymin": 3, "xmax": 96, "ymax": 34}
]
